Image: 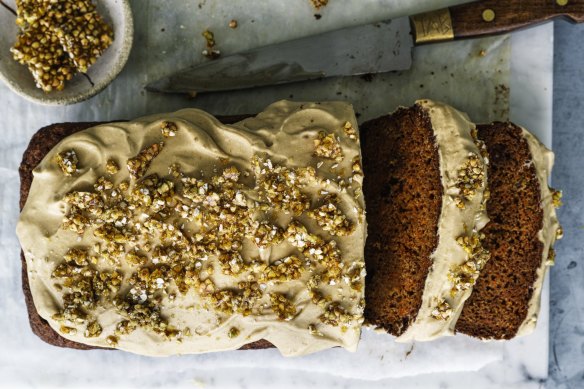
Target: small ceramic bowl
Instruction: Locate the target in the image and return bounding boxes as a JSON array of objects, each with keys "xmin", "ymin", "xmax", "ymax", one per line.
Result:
[{"xmin": 0, "ymin": 0, "xmax": 133, "ymax": 105}]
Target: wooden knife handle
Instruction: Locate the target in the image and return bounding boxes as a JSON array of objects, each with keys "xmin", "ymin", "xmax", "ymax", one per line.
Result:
[{"xmin": 411, "ymin": 0, "xmax": 584, "ymax": 45}]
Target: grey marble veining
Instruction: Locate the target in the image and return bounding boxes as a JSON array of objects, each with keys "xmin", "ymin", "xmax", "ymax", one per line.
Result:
[{"xmin": 548, "ymin": 20, "xmax": 584, "ymax": 389}]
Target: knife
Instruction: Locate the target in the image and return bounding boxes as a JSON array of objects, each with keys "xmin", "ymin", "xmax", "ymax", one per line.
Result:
[{"xmin": 146, "ymin": 0, "xmax": 584, "ymax": 95}]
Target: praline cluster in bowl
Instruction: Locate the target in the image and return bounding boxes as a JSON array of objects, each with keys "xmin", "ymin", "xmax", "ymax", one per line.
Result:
[
  {"xmin": 11, "ymin": 0, "xmax": 114, "ymax": 92},
  {"xmin": 0, "ymin": 0, "xmax": 133, "ymax": 105}
]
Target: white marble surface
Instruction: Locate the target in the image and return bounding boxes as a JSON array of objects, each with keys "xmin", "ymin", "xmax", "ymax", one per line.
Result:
[{"xmin": 0, "ymin": 1, "xmax": 555, "ymax": 387}]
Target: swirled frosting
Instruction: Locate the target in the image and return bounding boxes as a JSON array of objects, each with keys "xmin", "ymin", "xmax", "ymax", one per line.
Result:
[{"xmin": 17, "ymin": 100, "xmax": 366, "ymax": 357}]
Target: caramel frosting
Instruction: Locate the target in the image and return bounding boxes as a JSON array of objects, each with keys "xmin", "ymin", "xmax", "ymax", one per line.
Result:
[
  {"xmin": 397, "ymin": 100, "xmax": 490, "ymax": 342},
  {"xmin": 17, "ymin": 100, "xmax": 367, "ymax": 357},
  {"xmin": 516, "ymin": 127, "xmax": 561, "ymax": 337}
]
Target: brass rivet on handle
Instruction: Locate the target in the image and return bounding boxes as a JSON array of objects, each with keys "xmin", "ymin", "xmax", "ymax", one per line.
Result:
[
  {"xmin": 556, "ymin": 0, "xmax": 568, "ymax": 6},
  {"xmin": 482, "ymin": 9, "xmax": 496, "ymax": 22}
]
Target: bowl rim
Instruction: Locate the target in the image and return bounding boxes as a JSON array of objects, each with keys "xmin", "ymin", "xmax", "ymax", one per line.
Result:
[{"xmin": 0, "ymin": 0, "xmax": 134, "ymax": 106}]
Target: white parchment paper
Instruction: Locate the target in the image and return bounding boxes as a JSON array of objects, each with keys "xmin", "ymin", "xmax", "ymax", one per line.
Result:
[{"xmin": 0, "ymin": 0, "xmax": 512, "ymax": 385}]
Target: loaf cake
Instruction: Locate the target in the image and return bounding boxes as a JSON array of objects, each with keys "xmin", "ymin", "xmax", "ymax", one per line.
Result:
[
  {"xmin": 18, "ymin": 99, "xmax": 561, "ymax": 356},
  {"xmin": 17, "ymin": 101, "xmax": 367, "ymax": 356},
  {"xmin": 361, "ymin": 101, "xmax": 561, "ymax": 341}
]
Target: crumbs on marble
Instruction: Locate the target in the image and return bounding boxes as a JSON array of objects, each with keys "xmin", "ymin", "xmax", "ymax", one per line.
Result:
[
  {"xmin": 202, "ymin": 29, "xmax": 220, "ymax": 59},
  {"xmin": 309, "ymin": 0, "xmax": 329, "ymax": 10}
]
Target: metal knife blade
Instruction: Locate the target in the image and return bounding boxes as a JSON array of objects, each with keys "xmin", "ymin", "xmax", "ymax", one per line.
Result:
[{"xmin": 146, "ymin": 17, "xmax": 413, "ymax": 95}]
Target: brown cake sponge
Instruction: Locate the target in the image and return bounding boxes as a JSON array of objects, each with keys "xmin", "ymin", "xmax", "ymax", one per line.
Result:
[
  {"xmin": 19, "ymin": 119, "xmax": 274, "ymax": 351},
  {"xmin": 455, "ymin": 122, "xmax": 545, "ymax": 339},
  {"xmin": 360, "ymin": 104, "xmax": 443, "ymax": 336}
]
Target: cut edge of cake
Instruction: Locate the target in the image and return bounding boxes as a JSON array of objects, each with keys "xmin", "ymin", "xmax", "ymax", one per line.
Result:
[
  {"xmin": 362, "ymin": 102, "xmax": 561, "ymax": 342},
  {"xmin": 455, "ymin": 122, "xmax": 562, "ymax": 339},
  {"xmin": 397, "ymin": 100, "xmax": 490, "ymax": 342},
  {"xmin": 515, "ymin": 125, "xmax": 561, "ymax": 336},
  {"xmin": 361, "ymin": 99, "xmax": 491, "ymax": 342},
  {"xmin": 361, "ymin": 103, "xmax": 442, "ymax": 337}
]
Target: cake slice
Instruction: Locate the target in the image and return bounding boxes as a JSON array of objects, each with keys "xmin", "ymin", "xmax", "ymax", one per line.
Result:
[
  {"xmin": 361, "ymin": 100, "xmax": 490, "ymax": 341},
  {"xmin": 455, "ymin": 122, "xmax": 562, "ymax": 339}
]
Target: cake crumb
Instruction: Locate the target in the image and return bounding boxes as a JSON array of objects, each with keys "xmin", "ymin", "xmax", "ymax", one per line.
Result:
[
  {"xmin": 84, "ymin": 321, "xmax": 103, "ymax": 338},
  {"xmin": 126, "ymin": 142, "xmax": 164, "ymax": 179},
  {"xmin": 201, "ymin": 29, "xmax": 220, "ymax": 59},
  {"xmin": 55, "ymin": 150, "xmax": 78, "ymax": 176},
  {"xmin": 105, "ymin": 159, "xmax": 119, "ymax": 175},
  {"xmin": 161, "ymin": 121, "xmax": 178, "ymax": 137},
  {"xmin": 227, "ymin": 327, "xmax": 240, "ymax": 338},
  {"xmin": 106, "ymin": 335, "xmax": 119, "ymax": 346},
  {"xmin": 430, "ymin": 300, "xmax": 452, "ymax": 320},
  {"xmin": 310, "ymin": 0, "xmax": 329, "ymax": 10},
  {"xmin": 270, "ymin": 293, "xmax": 297, "ymax": 321},
  {"xmin": 343, "ymin": 121, "xmax": 357, "ymax": 140},
  {"xmin": 314, "ymin": 132, "xmax": 344, "ymax": 162},
  {"xmin": 551, "ymin": 188, "xmax": 563, "ymax": 208},
  {"xmin": 546, "ymin": 248, "xmax": 556, "ymax": 266}
]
